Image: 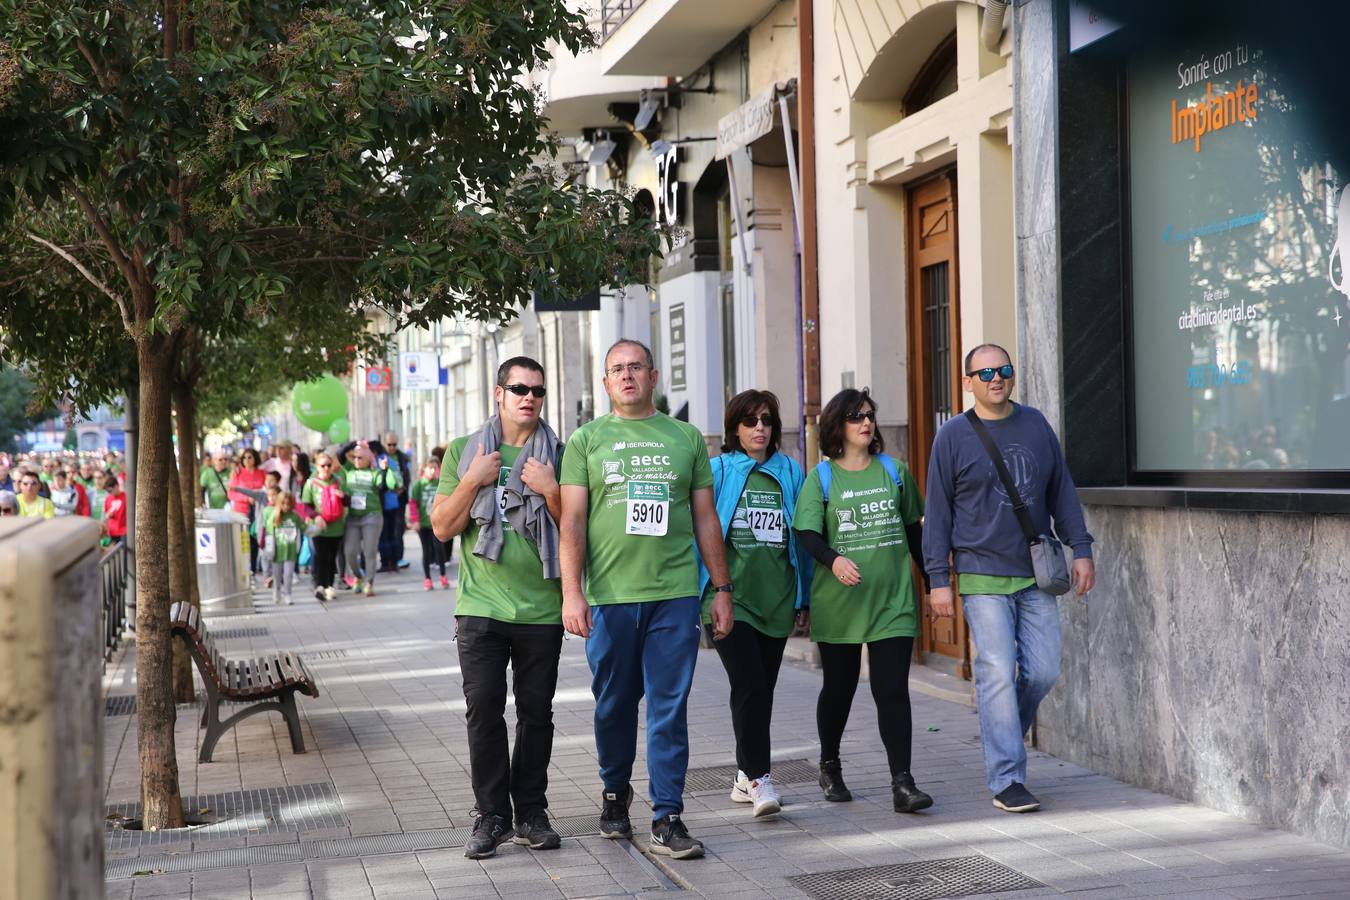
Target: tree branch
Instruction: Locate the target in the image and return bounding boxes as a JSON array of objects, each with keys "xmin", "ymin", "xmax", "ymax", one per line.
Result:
[
  {"xmin": 26, "ymin": 231, "xmax": 133, "ymax": 331},
  {"xmin": 67, "ymin": 184, "xmax": 138, "ymax": 290},
  {"xmin": 75, "ymin": 38, "xmax": 114, "ymax": 92}
]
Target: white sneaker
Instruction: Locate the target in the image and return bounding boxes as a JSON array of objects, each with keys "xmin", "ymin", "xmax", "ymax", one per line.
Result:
[
  {"xmin": 749, "ymin": 774, "xmax": 781, "ymax": 818},
  {"xmin": 323, "ymin": 586, "xmax": 336, "ymax": 602},
  {"xmin": 729, "ymin": 770, "xmax": 752, "ymax": 804}
]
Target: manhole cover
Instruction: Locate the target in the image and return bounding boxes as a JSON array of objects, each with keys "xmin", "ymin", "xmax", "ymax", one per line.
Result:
[
  {"xmin": 684, "ymin": 758, "xmax": 818, "ymax": 793},
  {"xmin": 105, "ymin": 695, "xmax": 136, "ymax": 717},
  {"xmin": 789, "ymin": 856, "xmax": 1041, "ymax": 900},
  {"xmin": 211, "ymin": 626, "xmax": 270, "ymax": 640}
]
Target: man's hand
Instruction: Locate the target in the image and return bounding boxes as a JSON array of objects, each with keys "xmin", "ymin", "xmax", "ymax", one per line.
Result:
[
  {"xmin": 378, "ymin": 455, "xmax": 390, "ymax": 470},
  {"xmin": 792, "ymin": 609, "xmax": 811, "ymax": 638},
  {"xmin": 1072, "ymin": 558, "xmax": 1095, "ymax": 597},
  {"xmin": 562, "ymin": 591, "xmax": 592, "ymax": 638},
  {"xmin": 929, "ymin": 586, "xmax": 955, "ymax": 618},
  {"xmin": 464, "ymin": 444, "xmax": 502, "ymax": 488},
  {"xmin": 521, "ymin": 457, "xmax": 558, "ymax": 495},
  {"xmin": 710, "ymin": 592, "xmax": 733, "ymax": 640},
  {"xmin": 831, "ymin": 556, "xmax": 861, "ymax": 586}
]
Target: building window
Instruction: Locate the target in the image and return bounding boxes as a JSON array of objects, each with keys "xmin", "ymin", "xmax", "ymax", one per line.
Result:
[
  {"xmin": 903, "ymin": 32, "xmax": 958, "ymax": 117},
  {"xmin": 1127, "ymin": 42, "xmax": 1350, "ymax": 478}
]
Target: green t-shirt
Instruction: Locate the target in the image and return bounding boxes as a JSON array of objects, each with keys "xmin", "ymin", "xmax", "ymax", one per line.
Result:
[
  {"xmin": 342, "ymin": 464, "xmax": 398, "ymax": 518},
  {"xmin": 300, "ymin": 471, "xmax": 347, "ymax": 537},
  {"xmin": 264, "ymin": 510, "xmax": 306, "ymax": 563},
  {"xmin": 200, "ymin": 466, "xmax": 231, "ymax": 509},
  {"xmin": 411, "ymin": 477, "xmax": 438, "ymax": 530},
  {"xmin": 701, "ymin": 471, "xmax": 797, "ymax": 638},
  {"xmin": 792, "ymin": 457, "xmax": 924, "ymax": 644},
  {"xmin": 559, "ymin": 412, "xmax": 714, "ymax": 605},
  {"xmin": 958, "ymin": 574, "xmax": 1036, "ymax": 596},
  {"xmin": 438, "ymin": 439, "xmax": 562, "ymax": 624}
]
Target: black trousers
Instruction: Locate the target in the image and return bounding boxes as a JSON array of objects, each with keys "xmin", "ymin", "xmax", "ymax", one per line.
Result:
[
  {"xmin": 708, "ymin": 621, "xmax": 787, "ymax": 780},
  {"xmin": 816, "ymin": 636, "xmax": 915, "ymax": 777},
  {"xmin": 312, "ymin": 535, "xmax": 342, "ymax": 589},
  {"xmin": 378, "ymin": 506, "xmax": 402, "ymax": 569},
  {"xmin": 456, "ymin": 615, "xmax": 564, "ymax": 822},
  {"xmin": 418, "ymin": 528, "xmax": 448, "ymax": 578}
]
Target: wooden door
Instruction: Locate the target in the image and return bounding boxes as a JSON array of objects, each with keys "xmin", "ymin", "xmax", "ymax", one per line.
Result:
[{"xmin": 906, "ymin": 170, "xmax": 970, "ymax": 677}]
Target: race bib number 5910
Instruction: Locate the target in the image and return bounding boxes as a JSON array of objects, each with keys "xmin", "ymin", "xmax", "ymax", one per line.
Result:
[{"xmin": 625, "ymin": 482, "xmax": 669, "ymax": 536}]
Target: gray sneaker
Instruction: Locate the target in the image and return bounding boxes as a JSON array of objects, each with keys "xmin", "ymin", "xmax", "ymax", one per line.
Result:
[
  {"xmin": 650, "ymin": 814, "xmax": 704, "ymax": 859},
  {"xmin": 993, "ymin": 782, "xmax": 1041, "ymax": 813}
]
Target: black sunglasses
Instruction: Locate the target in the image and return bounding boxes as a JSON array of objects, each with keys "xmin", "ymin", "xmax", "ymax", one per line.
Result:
[
  {"xmin": 738, "ymin": 414, "xmax": 776, "ymax": 428},
  {"xmin": 502, "ymin": 383, "xmax": 546, "ymax": 398},
  {"xmin": 967, "ymin": 364, "xmax": 1015, "ymax": 382},
  {"xmin": 843, "ymin": 410, "xmax": 876, "ymax": 423}
]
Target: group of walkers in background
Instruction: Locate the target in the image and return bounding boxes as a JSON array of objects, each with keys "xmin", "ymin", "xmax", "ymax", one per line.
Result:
[
  {"xmin": 198, "ymin": 433, "xmax": 451, "ymax": 605},
  {"xmin": 0, "ymin": 450, "xmax": 128, "ymax": 546},
  {"xmin": 429, "ymin": 338, "xmax": 1096, "ymax": 864}
]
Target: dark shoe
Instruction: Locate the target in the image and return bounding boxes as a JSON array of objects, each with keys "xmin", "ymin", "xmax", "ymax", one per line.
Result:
[
  {"xmin": 819, "ymin": 759, "xmax": 853, "ymax": 802},
  {"xmin": 891, "ymin": 773, "xmax": 934, "ymax": 813},
  {"xmin": 599, "ymin": 785, "xmax": 633, "ymax": 839},
  {"xmin": 649, "ymin": 814, "xmax": 704, "ymax": 859},
  {"xmin": 513, "ymin": 810, "xmax": 561, "ymax": 850},
  {"xmin": 993, "ymin": 782, "xmax": 1041, "ymax": 813},
  {"xmin": 464, "ymin": 813, "xmax": 512, "ymax": 859}
]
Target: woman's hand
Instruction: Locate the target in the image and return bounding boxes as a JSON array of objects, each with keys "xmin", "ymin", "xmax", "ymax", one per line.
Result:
[
  {"xmin": 831, "ymin": 556, "xmax": 861, "ymax": 586},
  {"xmin": 792, "ymin": 609, "xmax": 811, "ymax": 638}
]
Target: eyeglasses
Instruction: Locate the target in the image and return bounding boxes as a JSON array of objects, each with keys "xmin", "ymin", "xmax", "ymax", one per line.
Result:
[
  {"xmin": 502, "ymin": 383, "xmax": 546, "ymax": 398},
  {"xmin": 967, "ymin": 364, "xmax": 1015, "ymax": 382},
  {"xmin": 20, "ymin": 480, "xmax": 38, "ymax": 486},
  {"xmin": 843, "ymin": 410, "xmax": 876, "ymax": 423},
  {"xmin": 605, "ymin": 362, "xmax": 649, "ymax": 378},
  {"xmin": 0, "ymin": 507, "xmax": 15, "ymax": 515},
  {"xmin": 738, "ymin": 414, "xmax": 776, "ymax": 429}
]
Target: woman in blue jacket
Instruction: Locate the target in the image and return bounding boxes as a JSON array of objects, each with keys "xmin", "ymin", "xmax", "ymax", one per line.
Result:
[{"xmin": 697, "ymin": 390, "xmax": 810, "ymax": 819}]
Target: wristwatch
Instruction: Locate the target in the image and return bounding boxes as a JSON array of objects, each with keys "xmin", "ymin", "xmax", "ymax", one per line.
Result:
[{"xmin": 714, "ymin": 583, "xmax": 734, "ymax": 594}]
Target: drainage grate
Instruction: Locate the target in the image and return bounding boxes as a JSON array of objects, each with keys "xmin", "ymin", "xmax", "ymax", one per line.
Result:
[
  {"xmin": 105, "ymin": 695, "xmax": 137, "ymax": 717},
  {"xmin": 683, "ymin": 757, "xmax": 818, "ymax": 793},
  {"xmin": 306, "ymin": 648, "xmax": 349, "ymax": 660},
  {"xmin": 105, "ymin": 782, "xmax": 344, "ymax": 850},
  {"xmin": 106, "ymin": 813, "xmax": 621, "ymax": 879},
  {"xmin": 211, "ymin": 626, "xmax": 270, "ymax": 640},
  {"xmin": 789, "ymin": 856, "xmax": 1042, "ymax": 900}
]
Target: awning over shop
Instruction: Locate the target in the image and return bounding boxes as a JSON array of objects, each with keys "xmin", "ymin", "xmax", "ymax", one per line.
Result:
[{"xmin": 715, "ymin": 80, "xmax": 797, "ymax": 160}]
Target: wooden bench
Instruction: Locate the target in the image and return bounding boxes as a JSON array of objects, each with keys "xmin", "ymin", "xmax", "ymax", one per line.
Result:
[{"xmin": 170, "ymin": 601, "xmax": 319, "ymax": 763}]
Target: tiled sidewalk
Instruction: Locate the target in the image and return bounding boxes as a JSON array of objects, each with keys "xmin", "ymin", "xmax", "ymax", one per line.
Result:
[{"xmin": 102, "ymin": 541, "xmax": 1350, "ymax": 899}]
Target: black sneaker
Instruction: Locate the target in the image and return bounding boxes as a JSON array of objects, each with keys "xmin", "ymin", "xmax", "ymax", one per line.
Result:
[
  {"xmin": 464, "ymin": 812, "xmax": 512, "ymax": 858},
  {"xmin": 891, "ymin": 773, "xmax": 934, "ymax": 813},
  {"xmin": 649, "ymin": 814, "xmax": 704, "ymax": 859},
  {"xmin": 819, "ymin": 759, "xmax": 853, "ymax": 802},
  {"xmin": 993, "ymin": 782, "xmax": 1041, "ymax": 813},
  {"xmin": 513, "ymin": 810, "xmax": 561, "ymax": 850},
  {"xmin": 599, "ymin": 785, "xmax": 633, "ymax": 839}
]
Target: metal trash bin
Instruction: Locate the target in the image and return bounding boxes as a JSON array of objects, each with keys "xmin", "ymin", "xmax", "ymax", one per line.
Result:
[{"xmin": 195, "ymin": 509, "xmax": 253, "ymax": 615}]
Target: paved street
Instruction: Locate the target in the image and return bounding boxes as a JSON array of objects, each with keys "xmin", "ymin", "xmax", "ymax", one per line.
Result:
[{"xmin": 102, "ymin": 538, "xmax": 1350, "ymax": 899}]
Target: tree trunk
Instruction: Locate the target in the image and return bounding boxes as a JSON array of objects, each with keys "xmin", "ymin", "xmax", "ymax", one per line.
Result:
[
  {"xmin": 167, "ymin": 462, "xmax": 196, "ymax": 704},
  {"xmin": 173, "ymin": 383, "xmax": 201, "ymax": 608},
  {"xmin": 134, "ymin": 336, "xmax": 186, "ymax": 831}
]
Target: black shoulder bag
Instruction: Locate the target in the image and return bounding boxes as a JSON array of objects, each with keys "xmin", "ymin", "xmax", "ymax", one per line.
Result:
[{"xmin": 963, "ymin": 410, "xmax": 1072, "ymax": 596}]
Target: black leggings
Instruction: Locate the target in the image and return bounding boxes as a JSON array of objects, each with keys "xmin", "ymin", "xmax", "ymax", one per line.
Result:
[
  {"xmin": 710, "ymin": 621, "xmax": 788, "ymax": 780},
  {"xmin": 817, "ymin": 635, "xmax": 915, "ymax": 777},
  {"xmin": 312, "ymin": 535, "xmax": 343, "ymax": 589},
  {"xmin": 418, "ymin": 528, "xmax": 448, "ymax": 578}
]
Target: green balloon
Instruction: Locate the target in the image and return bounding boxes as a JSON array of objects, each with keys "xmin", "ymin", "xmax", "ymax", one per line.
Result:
[
  {"xmin": 327, "ymin": 417, "xmax": 351, "ymax": 445},
  {"xmin": 291, "ymin": 376, "xmax": 348, "ymax": 432}
]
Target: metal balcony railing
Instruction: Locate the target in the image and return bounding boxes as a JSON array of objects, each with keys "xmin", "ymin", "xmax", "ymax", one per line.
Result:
[{"xmin": 600, "ymin": 0, "xmax": 647, "ymax": 42}]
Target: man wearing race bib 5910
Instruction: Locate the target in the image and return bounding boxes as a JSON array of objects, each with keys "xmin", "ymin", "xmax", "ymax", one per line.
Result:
[{"xmin": 560, "ymin": 339, "xmax": 734, "ymax": 861}]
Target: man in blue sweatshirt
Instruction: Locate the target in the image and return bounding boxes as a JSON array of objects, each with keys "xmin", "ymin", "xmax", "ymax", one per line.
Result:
[{"xmin": 923, "ymin": 343, "xmax": 1095, "ymax": 814}]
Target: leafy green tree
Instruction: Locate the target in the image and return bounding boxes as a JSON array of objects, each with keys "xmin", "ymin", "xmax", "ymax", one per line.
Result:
[
  {"xmin": 0, "ymin": 1, "xmax": 659, "ymax": 828},
  {"xmin": 0, "ymin": 365, "xmax": 56, "ymax": 452}
]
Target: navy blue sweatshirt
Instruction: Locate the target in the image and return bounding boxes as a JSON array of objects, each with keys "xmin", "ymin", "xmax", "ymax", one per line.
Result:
[{"xmin": 922, "ymin": 403, "xmax": 1093, "ymax": 589}]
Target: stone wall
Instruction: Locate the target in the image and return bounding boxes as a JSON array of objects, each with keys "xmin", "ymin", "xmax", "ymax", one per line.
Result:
[{"xmin": 1036, "ymin": 504, "xmax": 1350, "ymax": 848}]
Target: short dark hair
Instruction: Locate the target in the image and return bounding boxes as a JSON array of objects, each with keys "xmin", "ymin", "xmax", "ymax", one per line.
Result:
[
  {"xmin": 963, "ymin": 342, "xmax": 1011, "ymax": 373},
  {"xmin": 818, "ymin": 388, "xmax": 883, "ymax": 460},
  {"xmin": 604, "ymin": 339, "xmax": 654, "ymax": 370},
  {"xmin": 721, "ymin": 390, "xmax": 782, "ymax": 455},
  {"xmin": 496, "ymin": 356, "xmax": 545, "ymax": 387}
]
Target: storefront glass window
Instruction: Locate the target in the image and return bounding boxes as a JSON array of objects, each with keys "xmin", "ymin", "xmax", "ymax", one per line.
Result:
[{"xmin": 1128, "ymin": 42, "xmax": 1350, "ymax": 472}]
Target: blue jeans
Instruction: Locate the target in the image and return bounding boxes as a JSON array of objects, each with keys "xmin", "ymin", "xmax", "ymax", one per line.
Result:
[
  {"xmin": 586, "ymin": 596, "xmax": 701, "ymax": 820},
  {"xmin": 963, "ymin": 587, "xmax": 1062, "ymax": 794}
]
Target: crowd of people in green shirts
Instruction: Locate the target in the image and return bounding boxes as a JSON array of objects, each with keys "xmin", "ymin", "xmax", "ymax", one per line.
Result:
[{"xmin": 0, "ymin": 451, "xmax": 128, "ymax": 545}]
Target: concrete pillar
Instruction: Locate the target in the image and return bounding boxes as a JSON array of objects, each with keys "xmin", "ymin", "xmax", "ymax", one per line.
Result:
[{"xmin": 0, "ymin": 517, "xmax": 105, "ymax": 900}]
